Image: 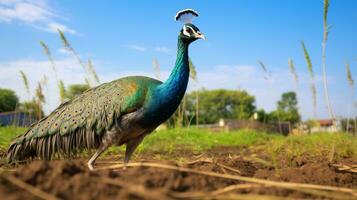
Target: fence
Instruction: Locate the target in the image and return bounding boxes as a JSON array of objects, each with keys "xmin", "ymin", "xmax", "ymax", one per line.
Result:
[
  {"xmin": 199, "ymin": 119, "xmax": 291, "ymax": 135},
  {"xmin": 0, "ymin": 111, "xmax": 37, "ymax": 127}
]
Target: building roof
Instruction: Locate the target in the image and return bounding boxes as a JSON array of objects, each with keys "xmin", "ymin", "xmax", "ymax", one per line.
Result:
[{"xmin": 318, "ymin": 119, "xmax": 334, "ymax": 126}]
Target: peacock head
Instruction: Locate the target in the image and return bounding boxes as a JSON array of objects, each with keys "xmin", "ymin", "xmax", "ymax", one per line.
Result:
[
  {"xmin": 175, "ymin": 9, "xmax": 205, "ymax": 44},
  {"xmin": 179, "ymin": 23, "xmax": 205, "ymax": 43}
]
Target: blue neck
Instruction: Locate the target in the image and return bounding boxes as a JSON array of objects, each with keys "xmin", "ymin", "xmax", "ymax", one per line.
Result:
[
  {"xmin": 144, "ymin": 38, "xmax": 190, "ymax": 126},
  {"xmin": 159, "ymin": 38, "xmax": 190, "ymax": 101}
]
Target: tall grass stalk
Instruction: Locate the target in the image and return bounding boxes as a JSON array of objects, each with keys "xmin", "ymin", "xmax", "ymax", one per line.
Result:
[
  {"xmin": 19, "ymin": 70, "xmax": 30, "ymax": 96},
  {"xmin": 194, "ymin": 91, "xmax": 199, "ymax": 127},
  {"xmin": 345, "ymin": 62, "xmax": 355, "ymax": 133},
  {"xmin": 288, "ymin": 58, "xmax": 301, "ymax": 132},
  {"xmin": 188, "ymin": 58, "xmax": 197, "ymax": 81},
  {"xmin": 301, "ymin": 41, "xmax": 317, "ymax": 118},
  {"xmin": 35, "ymin": 82, "xmax": 45, "ymax": 119},
  {"xmin": 18, "ymin": 70, "xmax": 32, "ymax": 123},
  {"xmin": 84, "ymin": 78, "xmax": 91, "ymax": 87},
  {"xmin": 288, "ymin": 58, "xmax": 298, "ymax": 86},
  {"xmin": 58, "ymin": 29, "xmax": 91, "ymax": 84},
  {"xmin": 39, "ymin": 41, "xmax": 58, "ymax": 74},
  {"xmin": 39, "ymin": 41, "xmax": 64, "ymax": 103},
  {"xmin": 152, "ymin": 57, "xmax": 160, "ymax": 79},
  {"xmin": 322, "ymin": 0, "xmax": 335, "ymax": 120},
  {"xmin": 88, "ymin": 59, "xmax": 100, "ymax": 84},
  {"xmin": 188, "ymin": 58, "xmax": 198, "ymax": 127},
  {"xmin": 258, "ymin": 60, "xmax": 269, "ymax": 80},
  {"xmin": 41, "ymin": 75, "xmax": 49, "ymax": 91},
  {"xmin": 58, "ymin": 80, "xmax": 66, "ymax": 103},
  {"xmin": 257, "ymin": 60, "xmax": 283, "ymax": 134}
]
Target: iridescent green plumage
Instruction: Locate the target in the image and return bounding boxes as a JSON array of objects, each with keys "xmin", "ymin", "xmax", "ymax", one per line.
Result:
[
  {"xmin": 7, "ymin": 14, "xmax": 204, "ymax": 170},
  {"xmin": 29, "ymin": 77, "xmax": 158, "ymax": 137},
  {"xmin": 7, "ymin": 77, "xmax": 160, "ymax": 160}
]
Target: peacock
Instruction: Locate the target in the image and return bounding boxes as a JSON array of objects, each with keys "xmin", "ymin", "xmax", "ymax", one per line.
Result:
[{"xmin": 7, "ymin": 9, "xmax": 205, "ymax": 170}]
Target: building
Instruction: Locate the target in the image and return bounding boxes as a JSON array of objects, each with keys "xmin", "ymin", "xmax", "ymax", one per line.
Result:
[{"xmin": 310, "ymin": 119, "xmax": 341, "ymax": 133}]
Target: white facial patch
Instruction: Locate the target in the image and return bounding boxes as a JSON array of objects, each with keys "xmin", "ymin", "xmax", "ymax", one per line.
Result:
[{"xmin": 182, "ymin": 25, "xmax": 196, "ymax": 37}]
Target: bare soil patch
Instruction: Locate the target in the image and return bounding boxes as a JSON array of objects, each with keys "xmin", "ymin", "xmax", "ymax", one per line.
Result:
[{"xmin": 0, "ymin": 147, "xmax": 356, "ymax": 200}]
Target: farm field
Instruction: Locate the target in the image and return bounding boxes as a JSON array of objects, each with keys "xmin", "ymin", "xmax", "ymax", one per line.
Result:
[
  {"xmin": 0, "ymin": 127, "xmax": 356, "ymax": 200},
  {"xmin": 1, "ymin": 0, "xmax": 357, "ymax": 199}
]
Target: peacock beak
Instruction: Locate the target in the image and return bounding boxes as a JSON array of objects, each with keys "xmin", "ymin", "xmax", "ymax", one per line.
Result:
[{"xmin": 195, "ymin": 32, "xmax": 206, "ymax": 40}]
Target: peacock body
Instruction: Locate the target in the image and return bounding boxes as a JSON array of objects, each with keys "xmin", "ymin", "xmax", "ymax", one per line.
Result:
[{"xmin": 7, "ymin": 9, "xmax": 204, "ymax": 170}]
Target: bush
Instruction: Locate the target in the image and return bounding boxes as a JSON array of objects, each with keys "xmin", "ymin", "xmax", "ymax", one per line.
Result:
[{"xmin": 0, "ymin": 88, "xmax": 19, "ymax": 112}]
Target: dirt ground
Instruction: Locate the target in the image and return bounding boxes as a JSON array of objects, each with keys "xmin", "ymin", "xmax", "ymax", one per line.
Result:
[{"xmin": 0, "ymin": 147, "xmax": 356, "ymax": 200}]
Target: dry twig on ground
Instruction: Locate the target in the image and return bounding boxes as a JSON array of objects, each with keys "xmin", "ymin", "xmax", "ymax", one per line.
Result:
[
  {"xmin": 332, "ymin": 164, "xmax": 357, "ymax": 173},
  {"xmin": 185, "ymin": 157, "xmax": 241, "ymax": 174},
  {"xmin": 96, "ymin": 162, "xmax": 357, "ymax": 199}
]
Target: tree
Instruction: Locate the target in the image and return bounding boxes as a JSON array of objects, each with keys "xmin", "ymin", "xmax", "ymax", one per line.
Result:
[
  {"xmin": 184, "ymin": 89, "xmax": 256, "ymax": 125},
  {"xmin": 65, "ymin": 84, "xmax": 90, "ymax": 100},
  {"xmin": 277, "ymin": 92, "xmax": 298, "ymax": 112},
  {"xmin": 256, "ymin": 109, "xmax": 269, "ymax": 123},
  {"xmin": 20, "ymin": 100, "xmax": 44, "ymax": 119},
  {"xmin": 275, "ymin": 91, "xmax": 301, "ymax": 124},
  {"xmin": 0, "ymin": 88, "xmax": 19, "ymax": 112}
]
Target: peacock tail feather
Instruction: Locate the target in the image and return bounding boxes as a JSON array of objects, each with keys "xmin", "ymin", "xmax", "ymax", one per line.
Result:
[{"xmin": 7, "ymin": 76, "xmax": 161, "ymax": 162}]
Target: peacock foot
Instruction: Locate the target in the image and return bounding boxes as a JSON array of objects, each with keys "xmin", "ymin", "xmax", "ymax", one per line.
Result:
[{"xmin": 87, "ymin": 161, "xmax": 95, "ymax": 171}]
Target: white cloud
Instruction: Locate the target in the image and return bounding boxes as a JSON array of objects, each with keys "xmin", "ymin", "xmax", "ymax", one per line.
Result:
[
  {"xmin": 0, "ymin": 0, "xmax": 76, "ymax": 34},
  {"xmin": 124, "ymin": 45, "xmax": 172, "ymax": 53},
  {"xmin": 154, "ymin": 46, "xmax": 171, "ymax": 53},
  {"xmin": 125, "ymin": 45, "xmax": 147, "ymax": 52},
  {"xmin": 0, "ymin": 58, "xmax": 86, "ymax": 113},
  {"xmin": 58, "ymin": 47, "xmax": 71, "ymax": 55},
  {"xmin": 46, "ymin": 22, "xmax": 76, "ymax": 34},
  {"xmin": 0, "ymin": 1, "xmax": 52, "ymax": 22}
]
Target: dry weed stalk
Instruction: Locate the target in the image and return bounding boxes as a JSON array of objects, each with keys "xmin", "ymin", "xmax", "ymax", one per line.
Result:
[
  {"xmin": 345, "ymin": 62, "xmax": 355, "ymax": 133},
  {"xmin": 288, "ymin": 58, "xmax": 298, "ymax": 85},
  {"xmin": 321, "ymin": 0, "xmax": 335, "ymax": 120},
  {"xmin": 58, "ymin": 80, "xmax": 66, "ymax": 103},
  {"xmin": 88, "ymin": 59, "xmax": 100, "ymax": 84},
  {"xmin": 58, "ymin": 29, "xmax": 98, "ymax": 85},
  {"xmin": 258, "ymin": 60, "xmax": 283, "ymax": 133},
  {"xmin": 19, "ymin": 70, "xmax": 30, "ymax": 96},
  {"xmin": 152, "ymin": 57, "xmax": 160, "ymax": 79},
  {"xmin": 301, "ymin": 41, "xmax": 317, "ymax": 118},
  {"xmin": 39, "ymin": 41, "xmax": 57, "ymax": 74}
]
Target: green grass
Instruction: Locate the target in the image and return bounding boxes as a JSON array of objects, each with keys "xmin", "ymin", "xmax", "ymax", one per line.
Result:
[
  {"xmin": 134, "ymin": 128, "xmax": 281, "ymax": 154},
  {"xmin": 265, "ymin": 132, "xmax": 357, "ymax": 166},
  {"xmin": 0, "ymin": 126, "xmax": 356, "ymax": 166},
  {"xmin": 0, "ymin": 126, "xmax": 26, "ymax": 152},
  {"xmin": 135, "ymin": 129, "xmax": 357, "ymax": 165}
]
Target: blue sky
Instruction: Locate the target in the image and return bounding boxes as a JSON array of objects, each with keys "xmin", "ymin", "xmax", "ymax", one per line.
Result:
[{"xmin": 0, "ymin": 0, "xmax": 357, "ymax": 120}]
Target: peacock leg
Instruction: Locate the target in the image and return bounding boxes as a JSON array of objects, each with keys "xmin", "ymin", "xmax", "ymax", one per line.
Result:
[
  {"xmin": 123, "ymin": 134, "xmax": 146, "ymax": 169},
  {"xmin": 87, "ymin": 128, "xmax": 122, "ymax": 170},
  {"xmin": 87, "ymin": 145, "xmax": 107, "ymax": 171}
]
